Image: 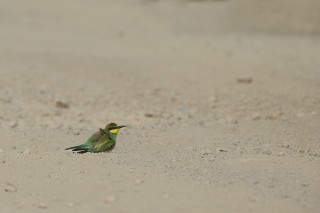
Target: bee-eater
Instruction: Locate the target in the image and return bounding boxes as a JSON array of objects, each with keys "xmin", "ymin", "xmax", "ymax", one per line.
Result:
[{"xmin": 65, "ymin": 123, "xmax": 126, "ymax": 154}]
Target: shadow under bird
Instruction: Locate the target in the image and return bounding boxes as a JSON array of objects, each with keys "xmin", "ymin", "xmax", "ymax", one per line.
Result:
[{"xmin": 65, "ymin": 123, "xmax": 126, "ymax": 154}]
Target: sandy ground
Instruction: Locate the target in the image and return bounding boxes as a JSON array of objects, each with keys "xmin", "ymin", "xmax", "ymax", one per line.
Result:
[{"xmin": 1, "ymin": 0, "xmax": 320, "ymax": 212}]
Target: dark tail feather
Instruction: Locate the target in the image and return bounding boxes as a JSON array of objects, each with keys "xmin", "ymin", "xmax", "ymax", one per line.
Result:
[
  {"xmin": 71, "ymin": 147, "xmax": 88, "ymax": 151},
  {"xmin": 65, "ymin": 146, "xmax": 79, "ymax": 150},
  {"xmin": 65, "ymin": 145, "xmax": 88, "ymax": 154}
]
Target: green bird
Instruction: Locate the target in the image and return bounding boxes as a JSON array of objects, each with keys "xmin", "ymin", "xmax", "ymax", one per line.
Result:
[{"xmin": 65, "ymin": 123, "xmax": 126, "ymax": 154}]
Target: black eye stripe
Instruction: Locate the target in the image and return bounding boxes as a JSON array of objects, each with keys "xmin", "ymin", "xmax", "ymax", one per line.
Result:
[{"xmin": 108, "ymin": 126, "xmax": 118, "ymax": 130}]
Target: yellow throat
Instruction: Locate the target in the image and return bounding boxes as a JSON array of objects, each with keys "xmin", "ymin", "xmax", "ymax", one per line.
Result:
[{"xmin": 110, "ymin": 128, "xmax": 119, "ymax": 134}]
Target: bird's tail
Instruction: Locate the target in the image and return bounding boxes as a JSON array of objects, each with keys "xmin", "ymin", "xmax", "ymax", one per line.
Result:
[
  {"xmin": 65, "ymin": 146, "xmax": 79, "ymax": 150},
  {"xmin": 65, "ymin": 145, "xmax": 89, "ymax": 153}
]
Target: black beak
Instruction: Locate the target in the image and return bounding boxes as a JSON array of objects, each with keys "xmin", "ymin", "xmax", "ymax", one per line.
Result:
[{"xmin": 118, "ymin": 125, "xmax": 127, "ymax": 129}]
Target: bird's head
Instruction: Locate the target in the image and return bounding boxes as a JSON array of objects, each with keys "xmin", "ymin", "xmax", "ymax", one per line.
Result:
[{"xmin": 105, "ymin": 123, "xmax": 126, "ymax": 134}]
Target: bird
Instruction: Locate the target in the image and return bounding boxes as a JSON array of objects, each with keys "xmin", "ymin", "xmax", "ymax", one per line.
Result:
[{"xmin": 65, "ymin": 123, "xmax": 126, "ymax": 154}]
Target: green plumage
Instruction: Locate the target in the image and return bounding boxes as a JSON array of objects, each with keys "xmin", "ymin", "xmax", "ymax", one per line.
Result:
[{"xmin": 65, "ymin": 123, "xmax": 126, "ymax": 154}]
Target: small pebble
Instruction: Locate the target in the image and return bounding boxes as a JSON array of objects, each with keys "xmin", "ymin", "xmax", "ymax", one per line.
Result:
[
  {"xmin": 201, "ymin": 149, "xmax": 213, "ymax": 155},
  {"xmin": 10, "ymin": 120, "xmax": 18, "ymax": 128},
  {"xmin": 282, "ymin": 144, "xmax": 290, "ymax": 148},
  {"xmin": 38, "ymin": 202, "xmax": 47, "ymax": 209},
  {"xmin": 209, "ymin": 158, "xmax": 214, "ymax": 162},
  {"xmin": 278, "ymin": 152, "xmax": 285, "ymax": 156},
  {"xmin": 265, "ymin": 114, "xmax": 278, "ymax": 120},
  {"xmin": 55, "ymin": 101, "xmax": 69, "ymax": 109},
  {"xmin": 105, "ymin": 196, "xmax": 115, "ymax": 204},
  {"xmin": 262, "ymin": 149, "xmax": 272, "ymax": 155},
  {"xmin": 144, "ymin": 113, "xmax": 154, "ymax": 118},
  {"xmin": 237, "ymin": 78, "xmax": 252, "ymax": 84},
  {"xmin": 252, "ymin": 114, "xmax": 262, "ymax": 121},
  {"xmin": 208, "ymin": 96, "xmax": 217, "ymax": 108},
  {"xmin": 22, "ymin": 148, "xmax": 30, "ymax": 154},
  {"xmin": 135, "ymin": 179, "xmax": 144, "ymax": 185},
  {"xmin": 4, "ymin": 183, "xmax": 17, "ymax": 192}
]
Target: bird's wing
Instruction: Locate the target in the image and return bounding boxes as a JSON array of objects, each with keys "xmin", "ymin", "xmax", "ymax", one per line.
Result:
[
  {"xmin": 84, "ymin": 131, "xmax": 101, "ymax": 147},
  {"xmin": 93, "ymin": 134, "xmax": 115, "ymax": 152}
]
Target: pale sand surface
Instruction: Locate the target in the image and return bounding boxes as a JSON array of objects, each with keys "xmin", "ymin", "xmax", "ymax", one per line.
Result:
[{"xmin": 0, "ymin": 0, "xmax": 320, "ymax": 212}]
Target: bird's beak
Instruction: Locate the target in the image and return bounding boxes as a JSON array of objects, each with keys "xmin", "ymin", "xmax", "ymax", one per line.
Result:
[{"xmin": 118, "ymin": 125, "xmax": 127, "ymax": 129}]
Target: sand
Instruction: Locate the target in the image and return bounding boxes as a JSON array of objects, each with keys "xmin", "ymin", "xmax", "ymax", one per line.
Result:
[{"xmin": 0, "ymin": 0, "xmax": 320, "ymax": 212}]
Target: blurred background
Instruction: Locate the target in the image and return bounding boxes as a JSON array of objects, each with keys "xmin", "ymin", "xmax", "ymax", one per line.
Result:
[{"xmin": 1, "ymin": 0, "xmax": 319, "ymax": 130}]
